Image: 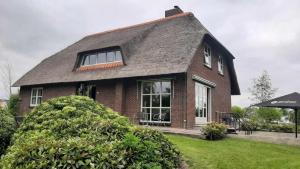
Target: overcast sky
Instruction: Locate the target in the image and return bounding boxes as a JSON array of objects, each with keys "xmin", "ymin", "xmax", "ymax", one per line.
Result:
[{"xmin": 0, "ymin": 0, "xmax": 299, "ymax": 107}]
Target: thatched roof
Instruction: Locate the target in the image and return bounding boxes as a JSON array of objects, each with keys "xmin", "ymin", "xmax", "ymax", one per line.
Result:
[{"xmin": 13, "ymin": 12, "xmax": 240, "ymax": 95}]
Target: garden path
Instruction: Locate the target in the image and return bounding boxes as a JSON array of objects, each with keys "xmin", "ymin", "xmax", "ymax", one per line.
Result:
[{"xmin": 229, "ymin": 131, "xmax": 300, "ymax": 146}]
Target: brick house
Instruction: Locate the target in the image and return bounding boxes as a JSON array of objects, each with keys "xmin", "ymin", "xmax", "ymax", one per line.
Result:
[{"xmin": 13, "ymin": 7, "xmax": 240, "ymax": 128}]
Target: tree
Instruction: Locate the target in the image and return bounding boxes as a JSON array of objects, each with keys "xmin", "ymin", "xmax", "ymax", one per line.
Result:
[
  {"xmin": 0, "ymin": 62, "xmax": 13, "ymax": 98},
  {"xmin": 248, "ymin": 70, "xmax": 277, "ymax": 103},
  {"xmin": 231, "ymin": 106, "xmax": 245, "ymax": 119},
  {"xmin": 256, "ymin": 107, "xmax": 283, "ymax": 123}
]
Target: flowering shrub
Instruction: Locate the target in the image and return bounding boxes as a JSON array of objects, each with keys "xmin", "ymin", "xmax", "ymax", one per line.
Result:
[
  {"xmin": 202, "ymin": 122, "xmax": 227, "ymax": 140},
  {"xmin": 0, "ymin": 96, "xmax": 181, "ymax": 169}
]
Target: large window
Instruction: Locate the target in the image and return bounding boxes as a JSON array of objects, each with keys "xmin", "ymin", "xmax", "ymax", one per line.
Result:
[
  {"xmin": 80, "ymin": 50, "xmax": 122, "ymax": 66},
  {"xmin": 141, "ymin": 81, "xmax": 171, "ymax": 123},
  {"xmin": 218, "ymin": 55, "xmax": 224, "ymax": 75},
  {"xmin": 30, "ymin": 88, "xmax": 43, "ymax": 107},
  {"xmin": 204, "ymin": 44, "xmax": 212, "ymax": 68}
]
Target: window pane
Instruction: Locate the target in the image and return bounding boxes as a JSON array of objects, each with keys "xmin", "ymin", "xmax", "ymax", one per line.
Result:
[
  {"xmin": 151, "ymin": 108, "xmax": 160, "ymax": 121},
  {"xmin": 31, "ymin": 97, "xmax": 36, "ymax": 105},
  {"xmin": 97, "ymin": 53, "xmax": 106, "ymax": 63},
  {"xmin": 199, "ymin": 108, "xmax": 203, "ymax": 117},
  {"xmin": 107, "ymin": 51, "xmax": 115, "ymax": 62},
  {"xmin": 141, "ymin": 108, "xmax": 150, "ymax": 121},
  {"xmin": 152, "ymin": 95, "xmax": 160, "ymax": 107},
  {"xmin": 38, "ymin": 89, "xmax": 43, "ymax": 97},
  {"xmin": 142, "ymin": 82, "xmax": 151, "ymax": 94},
  {"xmin": 162, "ymin": 94, "xmax": 170, "ymax": 107},
  {"xmin": 195, "ymin": 106, "xmax": 199, "ymax": 117},
  {"xmin": 32, "ymin": 89, "xmax": 37, "ymax": 97},
  {"xmin": 161, "ymin": 108, "xmax": 170, "ymax": 122},
  {"xmin": 152, "ymin": 82, "xmax": 161, "ymax": 94},
  {"xmin": 37, "ymin": 97, "xmax": 42, "ymax": 104},
  {"xmin": 89, "ymin": 54, "xmax": 97, "ymax": 65},
  {"xmin": 115, "ymin": 51, "xmax": 122, "ymax": 61},
  {"xmin": 142, "ymin": 95, "xmax": 150, "ymax": 107},
  {"xmin": 161, "ymin": 81, "xmax": 171, "ymax": 93},
  {"xmin": 83, "ymin": 56, "xmax": 89, "ymax": 65}
]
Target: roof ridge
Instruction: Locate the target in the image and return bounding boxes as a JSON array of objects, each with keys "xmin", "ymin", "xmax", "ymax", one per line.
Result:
[{"xmin": 85, "ymin": 12, "xmax": 193, "ymax": 38}]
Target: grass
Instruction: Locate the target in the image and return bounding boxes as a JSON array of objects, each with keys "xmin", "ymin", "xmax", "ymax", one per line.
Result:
[{"xmin": 167, "ymin": 134, "xmax": 300, "ymax": 169}]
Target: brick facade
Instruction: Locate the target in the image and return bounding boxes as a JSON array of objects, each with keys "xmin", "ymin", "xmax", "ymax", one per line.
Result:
[
  {"xmin": 186, "ymin": 40, "xmax": 232, "ymax": 128},
  {"xmin": 17, "ymin": 41, "xmax": 233, "ymax": 129}
]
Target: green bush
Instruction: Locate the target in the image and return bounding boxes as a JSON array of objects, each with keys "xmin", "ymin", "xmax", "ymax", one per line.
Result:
[
  {"xmin": 0, "ymin": 108, "xmax": 16, "ymax": 156},
  {"xmin": 7, "ymin": 94, "xmax": 19, "ymax": 116},
  {"xmin": 258, "ymin": 123, "xmax": 294, "ymax": 133},
  {"xmin": 202, "ymin": 122, "xmax": 227, "ymax": 140},
  {"xmin": 0, "ymin": 96, "xmax": 181, "ymax": 169}
]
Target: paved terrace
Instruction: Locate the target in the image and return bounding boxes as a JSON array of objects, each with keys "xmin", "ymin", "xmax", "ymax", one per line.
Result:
[
  {"xmin": 229, "ymin": 131, "xmax": 300, "ymax": 146},
  {"xmin": 148, "ymin": 126, "xmax": 300, "ymax": 146}
]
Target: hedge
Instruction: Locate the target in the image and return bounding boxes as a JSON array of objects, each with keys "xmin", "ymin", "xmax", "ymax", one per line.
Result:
[{"xmin": 0, "ymin": 96, "xmax": 181, "ymax": 169}]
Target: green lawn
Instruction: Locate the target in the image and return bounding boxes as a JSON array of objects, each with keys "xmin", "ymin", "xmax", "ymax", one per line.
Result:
[{"xmin": 167, "ymin": 134, "xmax": 300, "ymax": 169}]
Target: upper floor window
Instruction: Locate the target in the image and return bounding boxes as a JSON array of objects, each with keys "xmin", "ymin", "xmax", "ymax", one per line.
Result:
[
  {"xmin": 204, "ymin": 44, "xmax": 212, "ymax": 68},
  {"xmin": 80, "ymin": 50, "xmax": 123, "ymax": 67},
  {"xmin": 218, "ymin": 55, "xmax": 224, "ymax": 75},
  {"xmin": 30, "ymin": 88, "xmax": 43, "ymax": 107}
]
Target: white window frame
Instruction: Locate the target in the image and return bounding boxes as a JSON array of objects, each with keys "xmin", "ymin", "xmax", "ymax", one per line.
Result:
[
  {"xmin": 30, "ymin": 88, "xmax": 43, "ymax": 107},
  {"xmin": 195, "ymin": 82, "xmax": 211, "ymax": 124},
  {"xmin": 204, "ymin": 44, "xmax": 212, "ymax": 68},
  {"xmin": 218, "ymin": 55, "xmax": 224, "ymax": 75},
  {"xmin": 140, "ymin": 80, "xmax": 172, "ymax": 123}
]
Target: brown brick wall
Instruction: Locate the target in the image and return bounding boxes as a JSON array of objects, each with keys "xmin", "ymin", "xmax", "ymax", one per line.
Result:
[
  {"xmin": 186, "ymin": 40, "xmax": 232, "ymax": 128},
  {"xmin": 18, "ymin": 84, "xmax": 76, "ymax": 116},
  {"xmin": 17, "ymin": 75, "xmax": 186, "ymax": 128}
]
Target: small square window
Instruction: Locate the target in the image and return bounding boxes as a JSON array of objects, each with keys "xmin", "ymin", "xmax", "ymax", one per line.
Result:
[
  {"xmin": 31, "ymin": 88, "xmax": 43, "ymax": 107},
  {"xmin": 107, "ymin": 51, "xmax": 115, "ymax": 62},
  {"xmin": 89, "ymin": 54, "xmax": 97, "ymax": 65},
  {"xmin": 82, "ymin": 56, "xmax": 89, "ymax": 65},
  {"xmin": 204, "ymin": 45, "xmax": 212, "ymax": 68},
  {"xmin": 218, "ymin": 55, "xmax": 224, "ymax": 75},
  {"xmin": 97, "ymin": 53, "xmax": 106, "ymax": 63}
]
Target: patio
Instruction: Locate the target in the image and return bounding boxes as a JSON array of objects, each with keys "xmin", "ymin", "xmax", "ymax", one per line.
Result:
[
  {"xmin": 229, "ymin": 131, "xmax": 300, "ymax": 146},
  {"xmin": 150, "ymin": 126, "xmax": 300, "ymax": 146}
]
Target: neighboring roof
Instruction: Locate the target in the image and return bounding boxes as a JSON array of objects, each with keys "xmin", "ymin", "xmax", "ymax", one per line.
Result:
[
  {"xmin": 13, "ymin": 11, "xmax": 240, "ymax": 95},
  {"xmin": 254, "ymin": 92, "xmax": 300, "ymax": 109}
]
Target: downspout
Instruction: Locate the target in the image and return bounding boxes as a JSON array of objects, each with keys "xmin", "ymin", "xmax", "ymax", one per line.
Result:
[{"xmin": 184, "ymin": 72, "xmax": 188, "ymax": 129}]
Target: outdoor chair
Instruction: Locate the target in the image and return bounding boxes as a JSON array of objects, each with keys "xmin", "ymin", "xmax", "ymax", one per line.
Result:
[{"xmin": 152, "ymin": 112, "xmax": 168, "ymax": 126}]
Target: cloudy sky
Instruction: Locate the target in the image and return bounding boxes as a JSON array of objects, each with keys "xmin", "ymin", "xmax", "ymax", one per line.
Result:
[{"xmin": 0, "ymin": 0, "xmax": 299, "ymax": 107}]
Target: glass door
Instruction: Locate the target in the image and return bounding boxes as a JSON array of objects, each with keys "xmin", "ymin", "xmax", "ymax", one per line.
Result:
[{"xmin": 195, "ymin": 82, "xmax": 210, "ymax": 124}]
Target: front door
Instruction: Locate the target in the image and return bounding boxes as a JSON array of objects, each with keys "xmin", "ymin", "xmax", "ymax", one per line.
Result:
[{"xmin": 195, "ymin": 82, "xmax": 210, "ymax": 124}]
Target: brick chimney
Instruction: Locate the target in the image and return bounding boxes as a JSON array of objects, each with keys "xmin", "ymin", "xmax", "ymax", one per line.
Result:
[{"xmin": 165, "ymin": 6, "xmax": 183, "ymax": 17}]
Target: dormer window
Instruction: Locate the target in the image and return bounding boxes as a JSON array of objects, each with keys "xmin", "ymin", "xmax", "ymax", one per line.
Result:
[
  {"xmin": 80, "ymin": 50, "xmax": 123, "ymax": 66},
  {"xmin": 204, "ymin": 44, "xmax": 211, "ymax": 68},
  {"xmin": 218, "ymin": 55, "xmax": 224, "ymax": 75}
]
